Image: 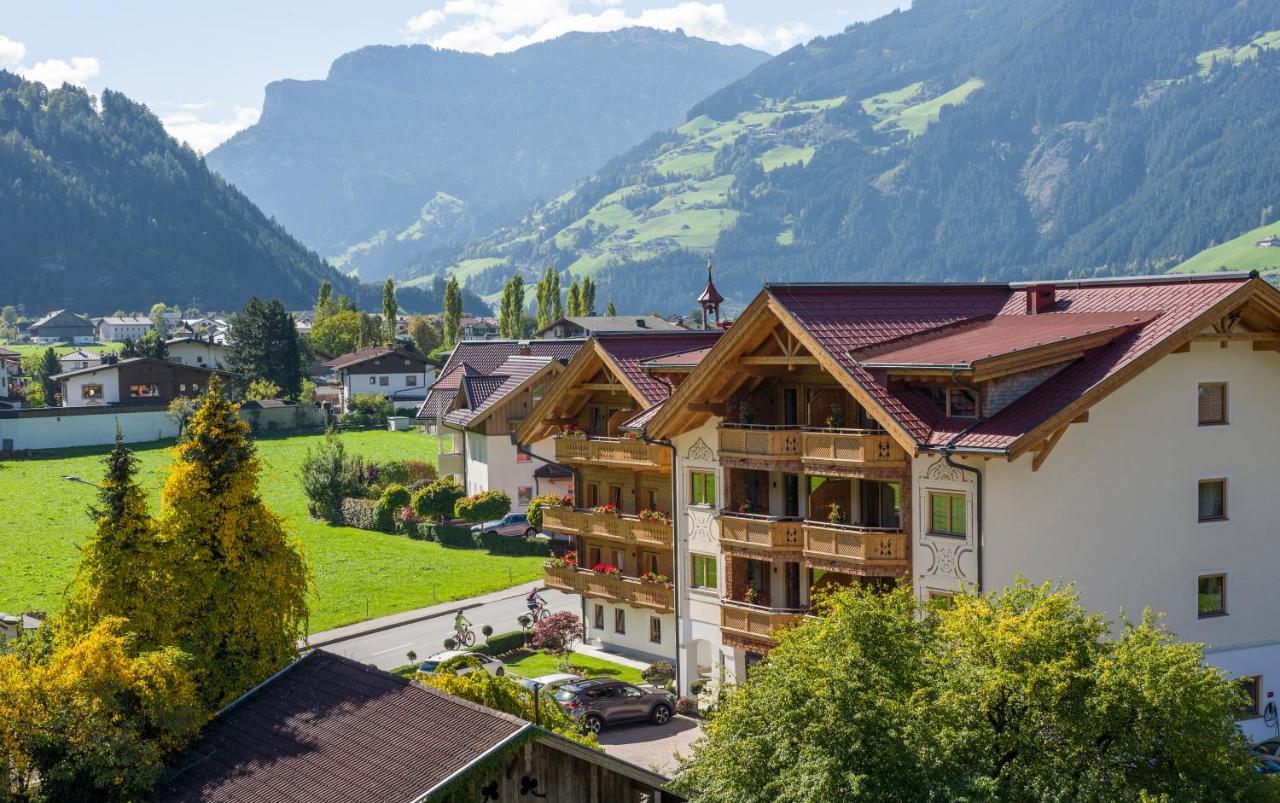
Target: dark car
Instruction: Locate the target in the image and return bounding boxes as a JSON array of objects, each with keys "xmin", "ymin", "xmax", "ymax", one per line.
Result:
[
  {"xmin": 552, "ymin": 678, "xmax": 675, "ymax": 734},
  {"xmin": 1253, "ymin": 738, "xmax": 1280, "ymax": 760}
]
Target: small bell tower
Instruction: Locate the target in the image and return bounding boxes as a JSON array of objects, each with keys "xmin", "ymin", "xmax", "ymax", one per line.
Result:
[{"xmin": 698, "ymin": 258, "xmax": 724, "ymax": 329}]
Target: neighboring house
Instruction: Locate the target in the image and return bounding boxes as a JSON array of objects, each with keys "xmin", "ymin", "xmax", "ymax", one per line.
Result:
[
  {"xmin": 95, "ymin": 316, "xmax": 153, "ymax": 342},
  {"xmin": 325, "ymin": 345, "xmax": 433, "ymax": 413},
  {"xmin": 441, "ymin": 355, "xmax": 568, "ymax": 507},
  {"xmin": 627, "ymin": 271, "xmax": 1280, "ymax": 742},
  {"xmin": 1255, "ymin": 234, "xmax": 1280, "ymax": 248},
  {"xmin": 0, "ymin": 612, "xmax": 42, "ymax": 642},
  {"xmin": 165, "ymin": 336, "xmax": 229, "ymax": 368},
  {"xmin": 53, "ymin": 357, "xmax": 229, "ymax": 407},
  {"xmin": 516, "ymin": 331, "xmax": 722, "ymax": 662},
  {"xmin": 27, "ymin": 309, "xmax": 95, "ymax": 344},
  {"xmin": 57, "ymin": 349, "xmax": 102, "ymax": 372},
  {"xmin": 0, "ymin": 347, "xmax": 18, "ymax": 401},
  {"xmin": 535, "ymin": 314, "xmax": 683, "ymax": 340},
  {"xmin": 153, "ymin": 650, "xmax": 682, "ymax": 803},
  {"xmin": 416, "ymin": 338, "xmax": 586, "ymax": 483},
  {"xmin": 459, "ymin": 316, "xmax": 500, "ymax": 340}
]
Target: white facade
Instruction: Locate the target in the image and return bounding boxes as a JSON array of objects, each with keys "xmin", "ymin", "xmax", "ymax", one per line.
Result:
[
  {"xmin": 0, "ymin": 408, "xmax": 176, "ymax": 451},
  {"xmin": 96, "ymin": 318, "xmax": 153, "ymax": 342},
  {"xmin": 167, "ymin": 340, "xmax": 229, "ymax": 368},
  {"xmin": 62, "ymin": 368, "xmax": 121, "ymax": 406},
  {"xmin": 912, "ymin": 339, "xmax": 1280, "ymax": 741},
  {"xmin": 583, "ymin": 602, "xmax": 676, "ymax": 659},
  {"xmin": 339, "ymin": 367, "xmax": 432, "ymax": 413},
  {"xmin": 457, "ymin": 430, "xmax": 562, "ymax": 510}
]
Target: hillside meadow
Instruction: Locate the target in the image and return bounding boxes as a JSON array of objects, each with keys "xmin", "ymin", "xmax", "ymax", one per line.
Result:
[{"xmin": 0, "ymin": 429, "xmax": 545, "ymax": 632}]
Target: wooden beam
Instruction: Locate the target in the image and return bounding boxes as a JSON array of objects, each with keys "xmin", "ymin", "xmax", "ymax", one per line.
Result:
[
  {"xmin": 740, "ymin": 355, "xmax": 819, "ymax": 366},
  {"xmin": 1072, "ymin": 411, "xmax": 1089, "ymax": 424},
  {"xmin": 541, "ymin": 416, "xmax": 577, "ymax": 426},
  {"xmin": 578, "ymin": 382, "xmax": 628, "ymax": 392},
  {"xmin": 1191, "ymin": 332, "xmax": 1280, "ymax": 342},
  {"xmin": 1032, "ymin": 425, "xmax": 1068, "ymax": 472}
]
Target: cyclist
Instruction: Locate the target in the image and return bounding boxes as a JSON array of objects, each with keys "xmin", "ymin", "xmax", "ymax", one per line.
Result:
[
  {"xmin": 453, "ymin": 609, "xmax": 472, "ymax": 641},
  {"xmin": 526, "ymin": 587, "xmax": 547, "ymax": 618}
]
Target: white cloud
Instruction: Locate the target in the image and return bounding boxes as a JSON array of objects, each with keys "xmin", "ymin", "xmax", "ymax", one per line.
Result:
[
  {"xmin": 405, "ymin": 1, "xmax": 810, "ymax": 55},
  {"xmin": 160, "ymin": 105, "xmax": 261, "ymax": 155},
  {"xmin": 18, "ymin": 56, "xmax": 101, "ymax": 87},
  {"xmin": 0, "ymin": 34, "xmax": 26, "ymax": 68}
]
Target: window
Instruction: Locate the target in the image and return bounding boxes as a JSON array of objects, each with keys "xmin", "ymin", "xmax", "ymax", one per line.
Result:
[
  {"xmin": 947, "ymin": 388, "xmax": 979, "ymax": 418},
  {"xmin": 191, "ymin": 383, "xmax": 200, "ymax": 392},
  {"xmin": 929, "ymin": 492, "xmax": 967, "ymax": 536},
  {"xmin": 611, "ymin": 548, "xmax": 625, "ymax": 573},
  {"xmin": 926, "ymin": 590, "xmax": 955, "ymax": 610},
  {"xmin": 609, "ymin": 485, "xmax": 623, "ymax": 509},
  {"xmin": 593, "ymin": 604, "xmax": 604, "ymax": 630},
  {"xmin": 369, "ymin": 376, "xmax": 377, "ymax": 385},
  {"xmin": 379, "ymin": 376, "xmax": 390, "ymax": 387},
  {"xmin": 129, "ymin": 384, "xmax": 160, "ymax": 398},
  {"xmin": 517, "ymin": 486, "xmax": 532, "ymax": 506},
  {"xmin": 646, "ymin": 489, "xmax": 657, "ymax": 510},
  {"xmin": 649, "ymin": 616, "xmax": 662, "ymax": 644},
  {"xmin": 1238, "ymin": 675, "xmax": 1263, "ymax": 719},
  {"xmin": 614, "ymin": 608, "xmax": 626, "ymax": 634},
  {"xmin": 588, "ymin": 546, "xmax": 602, "ymax": 567},
  {"xmin": 690, "ymin": 471, "xmax": 717, "ymax": 506},
  {"xmin": 1198, "ymin": 382, "xmax": 1228, "ymax": 425},
  {"xmin": 81, "ymin": 383, "xmax": 103, "ymax": 400},
  {"xmin": 690, "ymin": 554, "xmax": 718, "ymax": 590},
  {"xmin": 516, "ymin": 450, "xmax": 530, "ymax": 463},
  {"xmin": 1198, "ymin": 479, "xmax": 1227, "ymax": 521},
  {"xmin": 587, "ymin": 484, "xmax": 599, "ymax": 507},
  {"xmin": 406, "ymin": 375, "xmax": 418, "ymax": 387},
  {"xmin": 643, "ymin": 552, "xmax": 659, "ymax": 575},
  {"xmin": 1198, "ymin": 574, "xmax": 1227, "ymax": 617}
]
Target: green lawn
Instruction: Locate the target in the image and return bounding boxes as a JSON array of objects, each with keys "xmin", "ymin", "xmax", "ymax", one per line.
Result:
[
  {"xmin": 1171, "ymin": 221, "xmax": 1280, "ymax": 278},
  {"xmin": 2, "ymin": 341, "xmax": 128, "ymax": 358},
  {"xmin": 874, "ymin": 78, "xmax": 985, "ymax": 137},
  {"xmin": 0, "ymin": 429, "xmax": 546, "ymax": 632},
  {"xmin": 502, "ymin": 650, "xmax": 646, "ymax": 684},
  {"xmin": 757, "ymin": 145, "xmax": 815, "ymax": 172}
]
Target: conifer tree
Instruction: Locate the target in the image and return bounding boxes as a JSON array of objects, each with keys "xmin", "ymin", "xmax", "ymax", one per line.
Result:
[
  {"xmin": 61, "ymin": 428, "xmax": 162, "ymax": 643},
  {"xmin": 443, "ymin": 276, "xmax": 462, "ymax": 346},
  {"xmin": 227, "ymin": 297, "xmax": 304, "ymax": 399},
  {"xmin": 37, "ymin": 347, "xmax": 60, "ymax": 405},
  {"xmin": 156, "ymin": 379, "xmax": 309, "ymax": 708},
  {"xmin": 606, "ymin": 299, "xmax": 616, "ymax": 316},
  {"xmin": 382, "ymin": 278, "xmax": 398, "ymax": 345}
]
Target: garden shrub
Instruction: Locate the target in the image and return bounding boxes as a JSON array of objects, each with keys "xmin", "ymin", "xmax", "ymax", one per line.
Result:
[
  {"xmin": 676, "ymin": 697, "xmax": 700, "ymax": 718},
  {"xmin": 403, "ymin": 460, "xmax": 438, "ymax": 485},
  {"xmin": 477, "ymin": 630, "xmax": 526, "ymax": 656},
  {"xmin": 525, "ymin": 492, "xmax": 564, "ymax": 531},
  {"xmin": 412, "ymin": 477, "xmax": 465, "ymax": 522},
  {"xmin": 642, "ymin": 660, "xmax": 675, "ymax": 685},
  {"xmin": 454, "ymin": 489, "xmax": 513, "ymax": 523},
  {"xmin": 434, "ymin": 524, "xmax": 477, "ymax": 549},
  {"xmin": 299, "ymin": 431, "xmax": 365, "ymax": 523},
  {"xmin": 474, "ymin": 531, "xmax": 551, "ymax": 556},
  {"xmin": 374, "ymin": 484, "xmax": 411, "ymax": 532},
  {"xmin": 531, "ymin": 611, "xmax": 581, "ymax": 654},
  {"xmin": 339, "ymin": 497, "xmax": 377, "ymax": 530}
]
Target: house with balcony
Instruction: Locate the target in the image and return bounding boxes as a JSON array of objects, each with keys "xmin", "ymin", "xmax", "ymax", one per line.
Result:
[
  {"xmin": 324, "ymin": 345, "xmax": 433, "ymax": 414},
  {"xmin": 641, "ymin": 272, "xmax": 1280, "ymax": 739},
  {"xmin": 517, "ymin": 331, "xmax": 720, "ymax": 662}
]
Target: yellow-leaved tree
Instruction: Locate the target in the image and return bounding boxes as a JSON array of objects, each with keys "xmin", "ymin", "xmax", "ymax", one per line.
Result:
[
  {"xmin": 155, "ymin": 378, "xmax": 310, "ymax": 708},
  {"xmin": 0, "ymin": 619, "xmax": 202, "ymax": 802}
]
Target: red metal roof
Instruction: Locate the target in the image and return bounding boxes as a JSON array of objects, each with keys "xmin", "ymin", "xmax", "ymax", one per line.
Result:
[
  {"xmin": 861, "ymin": 311, "xmax": 1158, "ymax": 369},
  {"xmin": 596, "ymin": 332, "xmax": 722, "ymax": 406},
  {"xmin": 324, "ymin": 345, "xmax": 427, "ymax": 371}
]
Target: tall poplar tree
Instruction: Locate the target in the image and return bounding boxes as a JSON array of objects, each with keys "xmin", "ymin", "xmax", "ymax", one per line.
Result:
[
  {"xmin": 156, "ymin": 380, "xmax": 310, "ymax": 709},
  {"xmin": 314, "ymin": 280, "xmax": 336, "ymax": 324},
  {"xmin": 382, "ymin": 278, "xmax": 398, "ymax": 345},
  {"xmin": 566, "ymin": 280, "xmax": 582, "ymax": 317},
  {"xmin": 499, "ymin": 275, "xmax": 526, "ymax": 339},
  {"xmin": 606, "ymin": 299, "xmax": 617, "ymax": 316},
  {"xmin": 580, "ymin": 276, "xmax": 596, "ymax": 316},
  {"xmin": 534, "ymin": 265, "xmax": 562, "ymax": 332},
  {"xmin": 443, "ymin": 276, "xmax": 462, "ymax": 346}
]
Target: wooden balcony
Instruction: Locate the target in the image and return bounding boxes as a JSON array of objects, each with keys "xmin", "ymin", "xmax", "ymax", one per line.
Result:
[
  {"xmin": 718, "ymin": 425, "xmax": 802, "ymax": 463},
  {"xmin": 801, "ymin": 429, "xmax": 906, "ymax": 469},
  {"xmin": 719, "ymin": 600, "xmax": 805, "ymax": 649},
  {"xmin": 542, "ymin": 564, "xmax": 674, "ymax": 613},
  {"xmin": 718, "ymin": 513, "xmax": 804, "ymax": 556},
  {"xmin": 554, "ymin": 436, "xmax": 670, "ymax": 473},
  {"xmin": 541, "ymin": 507, "xmax": 673, "ymax": 548},
  {"xmin": 802, "ymin": 521, "xmax": 908, "ymax": 576}
]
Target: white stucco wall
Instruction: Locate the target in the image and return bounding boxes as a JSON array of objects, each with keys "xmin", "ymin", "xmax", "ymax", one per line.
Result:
[
  {"xmin": 167, "ymin": 341, "xmax": 228, "ymax": 368},
  {"xmin": 341, "ymin": 367, "xmax": 433, "ymax": 412},
  {"xmin": 0, "ymin": 409, "xmax": 176, "ymax": 451},
  {"xmin": 913, "ymin": 339, "xmax": 1280, "ymax": 728},
  {"xmin": 63, "ymin": 369, "xmax": 121, "ymax": 406},
  {"xmin": 584, "ymin": 602, "xmax": 675, "ymax": 662}
]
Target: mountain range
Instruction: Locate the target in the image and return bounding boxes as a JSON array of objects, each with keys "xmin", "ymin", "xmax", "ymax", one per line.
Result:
[
  {"xmin": 402, "ymin": 0, "xmax": 1280, "ymax": 313},
  {"xmin": 207, "ymin": 28, "xmax": 768, "ymax": 282}
]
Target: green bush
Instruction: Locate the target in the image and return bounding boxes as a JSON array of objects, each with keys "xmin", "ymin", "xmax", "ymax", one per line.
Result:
[
  {"xmin": 299, "ymin": 432, "xmax": 365, "ymax": 523},
  {"xmin": 454, "ymin": 489, "xmax": 512, "ymax": 523},
  {"xmin": 412, "ymin": 477, "xmax": 465, "ymax": 522},
  {"xmin": 374, "ymin": 483, "xmax": 411, "ymax": 532},
  {"xmin": 475, "ymin": 531, "xmax": 553, "ymax": 556},
  {"xmin": 477, "ymin": 630, "xmax": 526, "ymax": 656},
  {"xmin": 525, "ymin": 493, "xmax": 564, "ymax": 531},
  {"xmin": 642, "ymin": 660, "xmax": 675, "ymax": 685},
  {"xmin": 434, "ymin": 524, "xmax": 478, "ymax": 549},
  {"xmin": 340, "ymin": 497, "xmax": 377, "ymax": 530}
]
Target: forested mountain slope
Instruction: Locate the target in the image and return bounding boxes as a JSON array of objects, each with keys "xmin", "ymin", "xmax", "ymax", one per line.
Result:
[
  {"xmin": 411, "ymin": 0, "xmax": 1280, "ymax": 312},
  {"xmin": 0, "ymin": 74, "xmax": 483, "ymax": 314},
  {"xmin": 207, "ymin": 28, "xmax": 768, "ymax": 281}
]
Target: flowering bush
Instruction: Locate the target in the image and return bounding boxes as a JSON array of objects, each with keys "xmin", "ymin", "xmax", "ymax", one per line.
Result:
[
  {"xmin": 638, "ymin": 509, "xmax": 669, "ymax": 523},
  {"xmin": 676, "ymin": 696, "xmax": 700, "ymax": 717},
  {"xmin": 532, "ymin": 611, "xmax": 582, "ymax": 654},
  {"xmin": 827, "ymin": 502, "xmax": 844, "ymax": 525},
  {"xmin": 559, "ymin": 494, "xmax": 574, "ymax": 506},
  {"xmin": 593, "ymin": 563, "xmax": 621, "ymax": 576},
  {"xmin": 642, "ymin": 660, "xmax": 675, "ymax": 684},
  {"xmin": 559, "ymin": 424, "xmax": 586, "ymax": 439},
  {"xmin": 340, "ymin": 497, "xmax": 377, "ymax": 530},
  {"xmin": 591, "ymin": 503, "xmax": 619, "ymax": 517},
  {"xmin": 622, "ymin": 430, "xmax": 641, "ymax": 441},
  {"xmin": 640, "ymin": 571, "xmax": 671, "ymax": 586},
  {"xmin": 549, "ymin": 550, "xmax": 578, "ymax": 569}
]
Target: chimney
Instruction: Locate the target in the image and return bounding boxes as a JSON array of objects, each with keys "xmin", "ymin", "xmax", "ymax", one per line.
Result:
[
  {"xmin": 1026, "ymin": 284, "xmax": 1056, "ymax": 315},
  {"xmin": 636, "ymin": 319, "xmax": 647, "ymax": 328}
]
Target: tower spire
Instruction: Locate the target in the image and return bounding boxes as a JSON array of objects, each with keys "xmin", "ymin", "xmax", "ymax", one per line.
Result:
[{"xmin": 698, "ymin": 257, "xmax": 724, "ymax": 329}]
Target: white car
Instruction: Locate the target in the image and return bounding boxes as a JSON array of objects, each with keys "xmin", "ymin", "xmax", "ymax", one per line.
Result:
[
  {"xmin": 417, "ymin": 650, "xmax": 505, "ymax": 677},
  {"xmin": 518, "ymin": 672, "xmax": 579, "ymax": 693}
]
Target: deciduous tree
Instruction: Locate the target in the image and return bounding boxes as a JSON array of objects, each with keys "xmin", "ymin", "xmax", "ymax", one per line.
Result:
[
  {"xmin": 382, "ymin": 278, "xmax": 399, "ymax": 345},
  {"xmin": 309, "ymin": 308, "xmax": 365, "ymax": 356},
  {"xmin": 566, "ymin": 279, "xmax": 581, "ymax": 317},
  {"xmin": 454, "ymin": 489, "xmax": 512, "ymax": 523},
  {"xmin": 408, "ymin": 315, "xmax": 441, "ymax": 356},
  {"xmin": 531, "ymin": 611, "xmax": 581, "ymax": 655},
  {"xmin": 580, "ymin": 276, "xmax": 596, "ymax": 316},
  {"xmin": 150, "ymin": 301, "xmax": 170, "ymax": 337},
  {"xmin": 499, "ymin": 275, "xmax": 526, "ymax": 339},
  {"xmin": 412, "ymin": 476, "xmax": 465, "ymax": 523},
  {"xmin": 120, "ymin": 330, "xmax": 169, "ymax": 360},
  {"xmin": 443, "ymin": 276, "xmax": 462, "ymax": 346},
  {"xmin": 422, "ymin": 660, "xmax": 594, "ymax": 747},
  {"xmin": 314, "ymin": 280, "xmax": 337, "ymax": 324}
]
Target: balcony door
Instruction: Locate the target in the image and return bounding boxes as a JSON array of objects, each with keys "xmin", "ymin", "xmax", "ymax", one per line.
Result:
[
  {"xmin": 783, "ymin": 474, "xmax": 800, "ymax": 518},
  {"xmin": 781, "ymin": 386, "xmax": 799, "ymax": 426},
  {"xmin": 860, "ymin": 480, "xmax": 901, "ymax": 528},
  {"xmin": 785, "ymin": 561, "xmax": 801, "ymax": 609}
]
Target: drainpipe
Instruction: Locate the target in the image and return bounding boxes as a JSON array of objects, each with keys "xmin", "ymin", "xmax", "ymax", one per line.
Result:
[
  {"xmin": 938, "ymin": 417, "xmax": 986, "ymax": 592},
  {"xmin": 650, "ymin": 437, "xmax": 683, "ymax": 698}
]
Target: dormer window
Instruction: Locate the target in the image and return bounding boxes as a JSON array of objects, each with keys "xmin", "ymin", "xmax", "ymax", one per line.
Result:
[{"xmin": 948, "ymin": 388, "xmax": 979, "ymax": 418}]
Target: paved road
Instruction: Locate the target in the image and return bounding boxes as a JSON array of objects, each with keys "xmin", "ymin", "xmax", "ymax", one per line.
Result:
[
  {"xmin": 320, "ymin": 588, "xmax": 579, "ymax": 670},
  {"xmin": 597, "ymin": 716, "xmax": 703, "ymax": 776}
]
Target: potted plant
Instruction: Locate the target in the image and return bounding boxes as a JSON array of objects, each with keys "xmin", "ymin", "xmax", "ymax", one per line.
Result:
[
  {"xmin": 744, "ymin": 586, "xmax": 759, "ymax": 605},
  {"xmin": 558, "ymin": 494, "xmax": 574, "ymax": 507},
  {"xmin": 640, "ymin": 571, "xmax": 672, "ymax": 586},
  {"xmin": 622, "ymin": 430, "xmax": 642, "ymax": 442},
  {"xmin": 825, "ymin": 403, "xmax": 844, "ymax": 429},
  {"xmin": 738, "ymin": 500, "xmax": 753, "ymax": 514},
  {"xmin": 639, "ymin": 509, "xmax": 670, "ymax": 524},
  {"xmin": 827, "ymin": 502, "xmax": 844, "ymax": 525},
  {"xmin": 559, "ymin": 424, "xmax": 586, "ymax": 439},
  {"xmin": 591, "ymin": 502, "xmax": 620, "ymax": 517},
  {"xmin": 550, "ymin": 550, "xmax": 578, "ymax": 569},
  {"xmin": 593, "ymin": 562, "xmax": 621, "ymax": 576}
]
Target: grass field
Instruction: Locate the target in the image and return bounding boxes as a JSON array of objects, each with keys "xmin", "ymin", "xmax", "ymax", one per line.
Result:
[
  {"xmin": 0, "ymin": 429, "xmax": 546, "ymax": 632},
  {"xmin": 757, "ymin": 145, "xmax": 816, "ymax": 172},
  {"xmin": 876, "ymin": 78, "xmax": 985, "ymax": 137},
  {"xmin": 1, "ymin": 341, "xmax": 129, "ymax": 358},
  {"xmin": 502, "ymin": 650, "xmax": 645, "ymax": 684},
  {"xmin": 1196, "ymin": 30, "xmax": 1280, "ymax": 76},
  {"xmin": 1171, "ymin": 221, "xmax": 1280, "ymax": 278}
]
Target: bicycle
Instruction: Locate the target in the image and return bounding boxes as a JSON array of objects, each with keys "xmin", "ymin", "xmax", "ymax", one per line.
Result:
[
  {"xmin": 453, "ymin": 624, "xmax": 476, "ymax": 647},
  {"xmin": 528, "ymin": 602, "xmax": 550, "ymax": 623}
]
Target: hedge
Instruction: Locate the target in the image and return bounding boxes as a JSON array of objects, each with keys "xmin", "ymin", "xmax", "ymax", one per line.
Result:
[
  {"xmin": 476, "ymin": 630, "xmax": 527, "ymax": 657},
  {"xmin": 340, "ymin": 497, "xmax": 377, "ymax": 530},
  {"xmin": 475, "ymin": 531, "xmax": 553, "ymax": 557},
  {"xmin": 405, "ymin": 523, "xmax": 553, "ymax": 557}
]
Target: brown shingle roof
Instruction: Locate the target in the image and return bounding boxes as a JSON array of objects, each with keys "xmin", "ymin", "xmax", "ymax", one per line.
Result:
[
  {"xmin": 153, "ymin": 650, "xmax": 527, "ymax": 803},
  {"xmin": 325, "ymin": 346, "xmax": 427, "ymax": 371},
  {"xmin": 416, "ymin": 340, "xmax": 585, "ymax": 420},
  {"xmin": 596, "ymin": 332, "xmax": 722, "ymax": 406}
]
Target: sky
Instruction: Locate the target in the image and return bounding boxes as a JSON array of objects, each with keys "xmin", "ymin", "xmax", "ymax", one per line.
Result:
[{"xmin": 0, "ymin": 1, "xmax": 907, "ymax": 154}]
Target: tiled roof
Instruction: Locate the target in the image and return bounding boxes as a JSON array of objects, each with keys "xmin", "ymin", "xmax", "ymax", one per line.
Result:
[
  {"xmin": 640, "ymin": 346, "xmax": 715, "ymax": 368},
  {"xmin": 50, "ymin": 357, "xmax": 226, "ymax": 381},
  {"xmin": 769, "ymin": 276, "xmax": 1251, "ymax": 451},
  {"xmin": 534, "ymin": 315, "xmax": 682, "ymax": 337},
  {"xmin": 533, "ymin": 463, "xmax": 573, "ymax": 479},
  {"xmin": 596, "ymin": 332, "xmax": 722, "ymax": 406},
  {"xmin": 58, "ymin": 349, "xmax": 100, "ymax": 362},
  {"xmin": 325, "ymin": 346, "xmax": 427, "ymax": 371},
  {"xmin": 153, "ymin": 650, "xmax": 527, "ymax": 803},
  {"xmin": 30, "ymin": 309, "xmax": 92, "ymax": 330},
  {"xmin": 445, "ymin": 356, "xmax": 556, "ymax": 428},
  {"xmin": 97, "ymin": 316, "xmax": 152, "ymax": 326},
  {"xmin": 418, "ymin": 340, "xmax": 585, "ymax": 420},
  {"xmin": 621, "ymin": 400, "xmax": 665, "ymax": 431}
]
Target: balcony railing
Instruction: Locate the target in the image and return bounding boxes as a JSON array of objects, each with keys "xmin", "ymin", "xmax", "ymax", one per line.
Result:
[
  {"xmin": 718, "ymin": 424, "xmax": 802, "ymax": 461},
  {"xmin": 541, "ymin": 507, "xmax": 673, "ymax": 548},
  {"xmin": 801, "ymin": 429, "xmax": 906, "ymax": 468},
  {"xmin": 802, "ymin": 520, "xmax": 908, "ymax": 567},
  {"xmin": 543, "ymin": 564, "xmax": 674, "ymax": 613},
  {"xmin": 554, "ymin": 436, "xmax": 670, "ymax": 472},
  {"xmin": 719, "ymin": 599, "xmax": 806, "ymax": 646},
  {"xmin": 718, "ymin": 512, "xmax": 804, "ymax": 553}
]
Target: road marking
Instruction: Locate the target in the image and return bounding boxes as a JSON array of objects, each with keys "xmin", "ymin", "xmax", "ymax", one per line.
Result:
[{"xmin": 371, "ymin": 641, "xmax": 415, "ymax": 657}]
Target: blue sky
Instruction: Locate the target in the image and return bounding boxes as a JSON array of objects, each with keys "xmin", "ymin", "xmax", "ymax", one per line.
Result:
[{"xmin": 0, "ymin": 1, "xmax": 907, "ymax": 153}]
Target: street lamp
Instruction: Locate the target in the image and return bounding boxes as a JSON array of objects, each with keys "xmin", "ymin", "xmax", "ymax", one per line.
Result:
[{"xmin": 61, "ymin": 475, "xmax": 100, "ymax": 488}]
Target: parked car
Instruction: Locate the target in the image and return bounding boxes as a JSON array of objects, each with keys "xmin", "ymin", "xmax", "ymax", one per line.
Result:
[
  {"xmin": 517, "ymin": 673, "xmax": 580, "ymax": 694},
  {"xmin": 552, "ymin": 678, "xmax": 675, "ymax": 733},
  {"xmin": 472, "ymin": 513, "xmax": 535, "ymax": 537},
  {"xmin": 1256, "ymin": 755, "xmax": 1280, "ymax": 775},
  {"xmin": 1252, "ymin": 739, "xmax": 1280, "ymax": 759},
  {"xmin": 417, "ymin": 650, "xmax": 505, "ymax": 677}
]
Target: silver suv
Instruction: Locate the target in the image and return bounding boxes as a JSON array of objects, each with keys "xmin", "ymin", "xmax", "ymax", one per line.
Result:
[{"xmin": 552, "ymin": 678, "xmax": 675, "ymax": 733}]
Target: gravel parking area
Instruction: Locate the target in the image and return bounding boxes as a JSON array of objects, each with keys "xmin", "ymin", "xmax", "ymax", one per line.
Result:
[{"xmin": 597, "ymin": 715, "xmax": 702, "ymax": 777}]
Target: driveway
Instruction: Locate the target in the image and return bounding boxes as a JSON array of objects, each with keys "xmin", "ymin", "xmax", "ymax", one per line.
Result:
[{"xmin": 596, "ymin": 715, "xmax": 702, "ymax": 777}]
